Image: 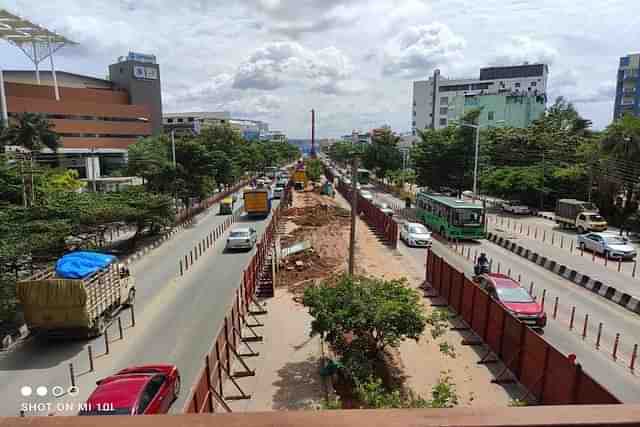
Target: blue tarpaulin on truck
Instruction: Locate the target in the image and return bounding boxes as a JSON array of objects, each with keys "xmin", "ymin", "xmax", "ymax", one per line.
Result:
[{"xmin": 55, "ymin": 251, "xmax": 116, "ymax": 279}]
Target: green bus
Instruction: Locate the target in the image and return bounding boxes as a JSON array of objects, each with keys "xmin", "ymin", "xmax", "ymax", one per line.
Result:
[
  {"xmin": 356, "ymin": 168, "xmax": 370, "ymax": 185},
  {"xmin": 416, "ymin": 192, "xmax": 486, "ymax": 240}
]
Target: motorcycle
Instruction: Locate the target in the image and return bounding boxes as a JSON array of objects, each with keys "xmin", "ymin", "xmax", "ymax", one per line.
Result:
[{"xmin": 473, "ymin": 261, "xmax": 490, "ymax": 281}]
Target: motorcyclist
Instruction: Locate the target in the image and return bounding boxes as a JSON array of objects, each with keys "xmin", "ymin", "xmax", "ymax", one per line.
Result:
[{"xmin": 474, "ymin": 252, "xmax": 489, "ymax": 276}]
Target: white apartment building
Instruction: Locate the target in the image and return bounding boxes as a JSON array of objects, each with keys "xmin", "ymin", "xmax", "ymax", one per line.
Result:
[{"xmin": 412, "ymin": 64, "xmax": 548, "ymax": 132}]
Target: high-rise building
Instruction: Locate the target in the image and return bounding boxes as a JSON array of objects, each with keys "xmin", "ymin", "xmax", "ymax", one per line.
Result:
[
  {"xmin": 412, "ymin": 64, "xmax": 548, "ymax": 132},
  {"xmin": 614, "ymin": 53, "xmax": 640, "ymax": 120}
]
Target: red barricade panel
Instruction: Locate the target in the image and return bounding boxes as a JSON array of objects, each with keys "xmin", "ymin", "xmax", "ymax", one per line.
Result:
[
  {"xmin": 426, "ymin": 251, "xmax": 435, "ymax": 285},
  {"xmin": 193, "ymin": 370, "xmax": 210, "ymax": 412},
  {"xmin": 434, "ymin": 255, "xmax": 443, "ymax": 293},
  {"xmin": 574, "ymin": 370, "xmax": 621, "ymax": 404},
  {"xmin": 485, "ymin": 299, "xmax": 505, "ymax": 354},
  {"xmin": 471, "ymin": 287, "xmax": 489, "ymax": 339},
  {"xmin": 440, "ymin": 263, "xmax": 451, "ymax": 303},
  {"xmin": 449, "ymin": 271, "xmax": 464, "ymax": 314},
  {"xmin": 460, "ymin": 279, "xmax": 475, "ymax": 324},
  {"xmin": 501, "ymin": 314, "xmax": 524, "ymax": 374},
  {"xmin": 519, "ymin": 329, "xmax": 549, "ymax": 400},
  {"xmin": 542, "ymin": 346, "xmax": 576, "ymax": 404}
]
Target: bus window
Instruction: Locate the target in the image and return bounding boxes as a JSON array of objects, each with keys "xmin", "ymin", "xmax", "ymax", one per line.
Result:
[{"xmin": 454, "ymin": 209, "xmax": 483, "ymax": 226}]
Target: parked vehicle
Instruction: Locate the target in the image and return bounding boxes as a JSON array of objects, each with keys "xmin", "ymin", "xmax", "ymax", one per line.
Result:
[
  {"xmin": 577, "ymin": 232, "xmax": 637, "ymax": 259},
  {"xmin": 17, "ymin": 252, "xmax": 135, "ymax": 338},
  {"xmin": 219, "ymin": 196, "xmax": 234, "ymax": 215},
  {"xmin": 502, "ymin": 201, "xmax": 532, "ymax": 215},
  {"xmin": 273, "ymin": 185, "xmax": 284, "ymax": 199},
  {"xmin": 375, "ymin": 201, "xmax": 394, "ymax": 217},
  {"xmin": 293, "ymin": 169, "xmax": 308, "ymax": 191},
  {"xmin": 79, "ymin": 365, "xmax": 180, "ymax": 416},
  {"xmin": 476, "ymin": 273, "xmax": 547, "ymax": 329},
  {"xmin": 360, "ymin": 190, "xmax": 373, "ymax": 201},
  {"xmin": 400, "ymin": 222, "xmax": 432, "ymax": 247},
  {"xmin": 416, "ymin": 192, "xmax": 486, "ymax": 240},
  {"xmin": 226, "ymin": 227, "xmax": 258, "ymax": 251},
  {"xmin": 243, "ymin": 188, "xmax": 271, "ymax": 217},
  {"xmin": 555, "ymin": 199, "xmax": 607, "ymax": 233}
]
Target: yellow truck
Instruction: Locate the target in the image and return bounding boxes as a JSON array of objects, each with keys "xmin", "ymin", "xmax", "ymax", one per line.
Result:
[
  {"xmin": 293, "ymin": 169, "xmax": 308, "ymax": 191},
  {"xmin": 17, "ymin": 252, "xmax": 135, "ymax": 338},
  {"xmin": 244, "ymin": 188, "xmax": 271, "ymax": 217}
]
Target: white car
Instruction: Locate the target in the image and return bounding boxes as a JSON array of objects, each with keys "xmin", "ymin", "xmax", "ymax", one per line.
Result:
[
  {"xmin": 225, "ymin": 227, "xmax": 258, "ymax": 251},
  {"xmin": 502, "ymin": 201, "xmax": 531, "ymax": 215},
  {"xmin": 577, "ymin": 232, "xmax": 637, "ymax": 259},
  {"xmin": 360, "ymin": 190, "xmax": 373, "ymax": 201},
  {"xmin": 400, "ymin": 222, "xmax": 432, "ymax": 247},
  {"xmin": 375, "ymin": 201, "xmax": 394, "ymax": 217}
]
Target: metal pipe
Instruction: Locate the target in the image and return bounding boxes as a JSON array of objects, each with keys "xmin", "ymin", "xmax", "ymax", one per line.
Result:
[
  {"xmin": 47, "ymin": 37, "xmax": 60, "ymax": 101},
  {"xmin": 0, "ymin": 66, "xmax": 8, "ymax": 124}
]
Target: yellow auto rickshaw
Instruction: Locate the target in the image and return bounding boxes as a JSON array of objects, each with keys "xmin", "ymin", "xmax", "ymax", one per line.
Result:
[{"xmin": 219, "ymin": 196, "xmax": 234, "ymax": 215}]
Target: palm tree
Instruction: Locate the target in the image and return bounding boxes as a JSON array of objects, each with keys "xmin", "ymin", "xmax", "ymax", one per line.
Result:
[{"xmin": 0, "ymin": 113, "xmax": 60, "ymax": 207}]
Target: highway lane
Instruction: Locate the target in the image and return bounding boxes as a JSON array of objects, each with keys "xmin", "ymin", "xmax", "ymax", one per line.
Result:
[
  {"xmin": 0, "ymin": 191, "xmax": 278, "ymax": 416},
  {"xmin": 368, "ymin": 187, "xmax": 640, "ymax": 402}
]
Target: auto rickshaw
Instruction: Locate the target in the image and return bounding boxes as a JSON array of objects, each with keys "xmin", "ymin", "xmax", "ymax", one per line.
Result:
[{"xmin": 219, "ymin": 196, "xmax": 234, "ymax": 215}]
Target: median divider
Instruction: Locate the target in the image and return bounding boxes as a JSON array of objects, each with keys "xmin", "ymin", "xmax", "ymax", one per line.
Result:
[
  {"xmin": 485, "ymin": 231, "xmax": 640, "ymax": 316},
  {"xmin": 182, "ymin": 185, "xmax": 292, "ymax": 413},
  {"xmin": 424, "ymin": 250, "xmax": 621, "ymax": 405}
]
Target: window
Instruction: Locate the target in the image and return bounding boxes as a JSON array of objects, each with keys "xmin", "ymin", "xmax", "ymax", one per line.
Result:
[
  {"xmin": 440, "ymin": 97, "xmax": 448, "ymax": 104},
  {"xmin": 167, "ymin": 118, "xmax": 174, "ymax": 123},
  {"xmin": 440, "ymin": 107, "xmax": 448, "ymax": 115},
  {"xmin": 120, "ymin": 67, "xmax": 123, "ymax": 74},
  {"xmin": 515, "ymin": 82, "xmax": 521, "ymax": 88},
  {"xmin": 488, "ymin": 111, "xmax": 495, "ymax": 121},
  {"xmin": 439, "ymin": 118, "xmax": 447, "ymax": 126},
  {"xmin": 137, "ymin": 376, "xmax": 165, "ymax": 414},
  {"xmin": 413, "ymin": 110, "xmax": 416, "ymax": 116},
  {"xmin": 531, "ymin": 81, "xmax": 537, "ymax": 87},
  {"xmin": 412, "ymin": 120, "xmax": 416, "ymax": 126},
  {"xmin": 188, "ymin": 117, "xmax": 194, "ymax": 122},
  {"xmin": 177, "ymin": 118, "xmax": 184, "ymax": 123},
  {"xmin": 621, "ymin": 57, "xmax": 630, "ymax": 67}
]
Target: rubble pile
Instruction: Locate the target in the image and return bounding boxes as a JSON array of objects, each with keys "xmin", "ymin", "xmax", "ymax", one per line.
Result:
[{"xmin": 279, "ymin": 249, "xmax": 334, "ymax": 289}]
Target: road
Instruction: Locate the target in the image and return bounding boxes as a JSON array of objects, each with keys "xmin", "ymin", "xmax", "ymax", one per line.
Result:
[
  {"xmin": 368, "ymin": 185, "xmax": 640, "ymax": 403},
  {"xmin": 0, "ymin": 191, "xmax": 280, "ymax": 416}
]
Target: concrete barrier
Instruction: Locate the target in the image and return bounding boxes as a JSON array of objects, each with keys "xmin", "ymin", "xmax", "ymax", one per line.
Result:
[{"xmin": 487, "ymin": 231, "xmax": 640, "ymax": 315}]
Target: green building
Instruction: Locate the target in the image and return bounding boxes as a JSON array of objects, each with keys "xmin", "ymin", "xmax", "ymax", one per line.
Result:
[{"xmin": 449, "ymin": 94, "xmax": 546, "ymax": 128}]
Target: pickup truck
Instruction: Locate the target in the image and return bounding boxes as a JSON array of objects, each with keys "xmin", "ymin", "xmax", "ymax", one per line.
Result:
[
  {"xmin": 555, "ymin": 199, "xmax": 608, "ymax": 233},
  {"xmin": 17, "ymin": 252, "xmax": 135, "ymax": 338}
]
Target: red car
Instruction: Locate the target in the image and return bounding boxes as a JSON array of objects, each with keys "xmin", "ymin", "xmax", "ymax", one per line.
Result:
[
  {"xmin": 79, "ymin": 365, "xmax": 180, "ymax": 416},
  {"xmin": 476, "ymin": 273, "xmax": 547, "ymax": 329}
]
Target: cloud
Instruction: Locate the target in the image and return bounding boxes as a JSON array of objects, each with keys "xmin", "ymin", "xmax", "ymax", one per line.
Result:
[
  {"xmin": 232, "ymin": 42, "xmax": 353, "ymax": 91},
  {"xmin": 567, "ymin": 82, "xmax": 617, "ymax": 104},
  {"xmin": 491, "ymin": 35, "xmax": 559, "ymax": 66},
  {"xmin": 382, "ymin": 23, "xmax": 466, "ymax": 78}
]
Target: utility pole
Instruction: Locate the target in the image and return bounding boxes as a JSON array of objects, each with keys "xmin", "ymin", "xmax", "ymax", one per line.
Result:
[
  {"xmin": 540, "ymin": 150, "xmax": 545, "ymax": 210},
  {"xmin": 171, "ymin": 129, "xmax": 176, "ymax": 166},
  {"xmin": 348, "ymin": 157, "xmax": 358, "ymax": 275},
  {"xmin": 311, "ymin": 109, "xmax": 316, "ymax": 158}
]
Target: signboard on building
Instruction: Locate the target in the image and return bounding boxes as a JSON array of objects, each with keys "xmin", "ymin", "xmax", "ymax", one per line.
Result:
[
  {"xmin": 133, "ymin": 65, "xmax": 158, "ymax": 80},
  {"xmin": 127, "ymin": 51, "xmax": 156, "ymax": 64}
]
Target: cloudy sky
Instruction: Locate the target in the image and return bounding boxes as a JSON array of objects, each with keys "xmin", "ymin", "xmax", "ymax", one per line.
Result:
[{"xmin": 1, "ymin": 0, "xmax": 639, "ymax": 137}]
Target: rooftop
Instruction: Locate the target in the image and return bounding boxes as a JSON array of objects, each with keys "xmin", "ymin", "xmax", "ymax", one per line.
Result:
[{"xmin": 418, "ymin": 193, "xmax": 482, "ymax": 209}]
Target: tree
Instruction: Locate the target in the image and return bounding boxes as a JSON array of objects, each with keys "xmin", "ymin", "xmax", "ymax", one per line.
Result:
[
  {"xmin": 601, "ymin": 114, "xmax": 640, "ymax": 161},
  {"xmin": 173, "ymin": 138, "xmax": 216, "ymax": 208},
  {"xmin": 39, "ymin": 168, "xmax": 86, "ymax": 194},
  {"xmin": 362, "ymin": 129, "xmax": 402, "ymax": 178},
  {"xmin": 0, "ymin": 112, "xmax": 59, "ymax": 152},
  {"xmin": 305, "ymin": 158, "xmax": 323, "ymax": 182},
  {"xmin": 127, "ymin": 135, "xmax": 174, "ymax": 192},
  {"xmin": 303, "ymin": 274, "xmax": 426, "ymax": 382}
]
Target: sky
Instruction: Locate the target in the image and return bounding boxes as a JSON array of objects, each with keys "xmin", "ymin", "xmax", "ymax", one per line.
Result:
[{"xmin": 1, "ymin": 0, "xmax": 639, "ymax": 138}]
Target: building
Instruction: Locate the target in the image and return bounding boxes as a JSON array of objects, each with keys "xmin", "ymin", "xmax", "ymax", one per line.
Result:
[
  {"xmin": 412, "ymin": 63, "xmax": 548, "ymax": 132},
  {"xmin": 2, "ymin": 53, "xmax": 162, "ymax": 177},
  {"xmin": 163, "ymin": 111, "xmax": 269, "ymax": 140},
  {"xmin": 450, "ymin": 93, "xmax": 546, "ymax": 128},
  {"xmin": 614, "ymin": 53, "xmax": 640, "ymax": 120}
]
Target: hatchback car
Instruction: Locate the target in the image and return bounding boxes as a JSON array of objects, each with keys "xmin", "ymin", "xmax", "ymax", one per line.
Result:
[
  {"xmin": 476, "ymin": 273, "xmax": 546, "ymax": 329},
  {"xmin": 501, "ymin": 201, "xmax": 531, "ymax": 215},
  {"xmin": 79, "ymin": 365, "xmax": 180, "ymax": 416},
  {"xmin": 577, "ymin": 232, "xmax": 637, "ymax": 259},
  {"xmin": 226, "ymin": 227, "xmax": 258, "ymax": 251},
  {"xmin": 400, "ymin": 222, "xmax": 432, "ymax": 247}
]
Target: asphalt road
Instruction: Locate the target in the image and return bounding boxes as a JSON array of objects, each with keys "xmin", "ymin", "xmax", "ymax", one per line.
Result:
[
  {"xmin": 369, "ymin": 186, "xmax": 640, "ymax": 403},
  {"xmin": 0, "ymin": 191, "xmax": 280, "ymax": 416}
]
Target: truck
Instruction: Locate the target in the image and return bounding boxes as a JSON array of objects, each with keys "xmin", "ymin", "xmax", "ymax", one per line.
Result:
[
  {"xmin": 293, "ymin": 169, "xmax": 308, "ymax": 191},
  {"xmin": 555, "ymin": 199, "xmax": 608, "ymax": 233},
  {"xmin": 16, "ymin": 251, "xmax": 135, "ymax": 338},
  {"xmin": 244, "ymin": 188, "xmax": 271, "ymax": 217}
]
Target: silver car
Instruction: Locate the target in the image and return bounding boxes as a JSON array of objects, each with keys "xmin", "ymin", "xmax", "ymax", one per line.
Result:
[
  {"xmin": 577, "ymin": 232, "xmax": 637, "ymax": 259},
  {"xmin": 226, "ymin": 227, "xmax": 258, "ymax": 251},
  {"xmin": 400, "ymin": 222, "xmax": 432, "ymax": 248}
]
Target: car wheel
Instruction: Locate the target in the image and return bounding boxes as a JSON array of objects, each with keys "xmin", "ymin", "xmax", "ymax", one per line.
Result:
[{"xmin": 173, "ymin": 376, "xmax": 181, "ymax": 400}]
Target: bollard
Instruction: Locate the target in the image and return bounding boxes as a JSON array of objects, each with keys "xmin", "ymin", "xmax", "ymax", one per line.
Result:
[
  {"xmin": 130, "ymin": 305, "xmax": 136, "ymax": 327},
  {"xmin": 184, "ymin": 255, "xmax": 189, "ymax": 270},
  {"xmin": 543, "ymin": 230, "xmax": 546, "ymax": 242},
  {"xmin": 613, "ymin": 333, "xmax": 620, "ymax": 361},
  {"xmin": 604, "ymin": 254, "xmax": 608, "ymax": 267},
  {"xmin": 569, "ymin": 306, "xmax": 576, "ymax": 330},
  {"xmin": 527, "ymin": 225, "xmax": 530, "ymax": 236},
  {"xmin": 118, "ymin": 317, "xmax": 124, "ymax": 340},
  {"xmin": 518, "ymin": 273, "xmax": 521, "ymax": 282},
  {"xmin": 631, "ymin": 344, "xmax": 638, "ymax": 371},
  {"xmin": 582, "ymin": 314, "xmax": 589, "ymax": 339},
  {"xmin": 190, "ymin": 250, "xmax": 194, "ymax": 265},
  {"xmin": 497, "ymin": 262, "xmax": 501, "ymax": 273},
  {"xmin": 592, "ymin": 250, "xmax": 596, "ymax": 262},
  {"xmin": 104, "ymin": 328, "xmax": 110, "ymax": 354},
  {"xmin": 507, "ymin": 268, "xmax": 512, "ymax": 277},
  {"xmin": 529, "ymin": 281, "xmax": 534, "ymax": 295},
  {"xmin": 541, "ymin": 289, "xmax": 546, "ymax": 310},
  {"xmin": 560, "ymin": 235, "xmax": 564, "ymax": 249},
  {"xmin": 69, "ymin": 363, "xmax": 76, "ymax": 387},
  {"xmin": 552, "ymin": 232, "xmax": 555, "ymax": 245},
  {"xmin": 570, "ymin": 240, "xmax": 574, "ymax": 253},
  {"xmin": 596, "ymin": 323, "xmax": 603, "ymax": 349},
  {"xmin": 553, "ymin": 296, "xmax": 559, "ymax": 319},
  {"xmin": 88, "ymin": 346, "xmax": 94, "ymax": 372},
  {"xmin": 535, "ymin": 227, "xmax": 538, "ymax": 239},
  {"xmin": 473, "ymin": 250, "xmax": 478, "ymax": 263},
  {"xmin": 618, "ymin": 257, "xmax": 622, "ymax": 273},
  {"xmin": 520, "ymin": 223, "xmax": 523, "ymax": 234},
  {"xmin": 179, "ymin": 260, "xmax": 183, "ymax": 276},
  {"xmin": 634, "ymin": 261, "xmax": 637, "ymax": 278}
]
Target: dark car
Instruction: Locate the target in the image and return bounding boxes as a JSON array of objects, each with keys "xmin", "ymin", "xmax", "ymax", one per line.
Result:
[{"xmin": 476, "ymin": 273, "xmax": 546, "ymax": 329}]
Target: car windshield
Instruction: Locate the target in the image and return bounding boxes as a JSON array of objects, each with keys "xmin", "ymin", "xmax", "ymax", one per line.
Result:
[
  {"xmin": 604, "ymin": 236, "xmax": 628, "ymax": 245},
  {"xmin": 409, "ymin": 225, "xmax": 429, "ymax": 234},
  {"xmin": 496, "ymin": 287, "xmax": 533, "ymax": 303},
  {"xmin": 453, "ymin": 208, "xmax": 483, "ymax": 226},
  {"xmin": 586, "ymin": 214, "xmax": 605, "ymax": 221},
  {"xmin": 230, "ymin": 231, "xmax": 249, "ymax": 238},
  {"xmin": 79, "ymin": 408, "xmax": 132, "ymax": 416}
]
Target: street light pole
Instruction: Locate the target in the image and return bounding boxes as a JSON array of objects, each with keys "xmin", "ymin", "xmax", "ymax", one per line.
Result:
[
  {"xmin": 472, "ymin": 125, "xmax": 480, "ymax": 200},
  {"xmin": 171, "ymin": 129, "xmax": 176, "ymax": 166},
  {"xmin": 348, "ymin": 157, "xmax": 358, "ymax": 275}
]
